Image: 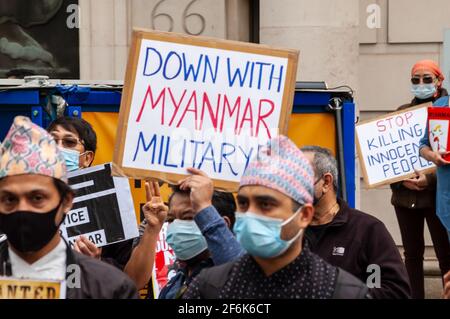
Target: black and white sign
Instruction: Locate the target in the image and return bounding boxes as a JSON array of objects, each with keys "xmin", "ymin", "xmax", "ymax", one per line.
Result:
[{"xmin": 61, "ymin": 163, "xmax": 139, "ymax": 247}]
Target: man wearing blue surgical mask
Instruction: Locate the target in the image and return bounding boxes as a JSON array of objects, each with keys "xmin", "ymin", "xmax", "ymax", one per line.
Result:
[
  {"xmin": 184, "ymin": 136, "xmax": 370, "ymax": 299},
  {"xmin": 47, "ymin": 117, "xmax": 96, "ymax": 171},
  {"xmin": 46, "ymin": 117, "xmax": 134, "ymax": 272},
  {"xmin": 127, "ymin": 169, "xmax": 243, "ymax": 299},
  {"xmin": 161, "ymin": 186, "xmax": 212, "ymax": 299}
]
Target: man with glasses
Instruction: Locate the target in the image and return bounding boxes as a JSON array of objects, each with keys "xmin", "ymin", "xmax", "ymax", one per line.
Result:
[
  {"xmin": 301, "ymin": 146, "xmax": 410, "ymax": 299},
  {"xmin": 46, "ymin": 116, "xmax": 134, "ymax": 272},
  {"xmin": 47, "ymin": 116, "xmax": 96, "ymax": 171}
]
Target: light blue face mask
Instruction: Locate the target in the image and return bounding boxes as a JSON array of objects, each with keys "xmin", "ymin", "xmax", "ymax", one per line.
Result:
[
  {"xmin": 166, "ymin": 219, "xmax": 208, "ymax": 261},
  {"xmin": 59, "ymin": 147, "xmax": 80, "ymax": 172},
  {"xmin": 411, "ymin": 84, "xmax": 436, "ymax": 100},
  {"xmin": 233, "ymin": 209, "xmax": 304, "ymax": 259}
]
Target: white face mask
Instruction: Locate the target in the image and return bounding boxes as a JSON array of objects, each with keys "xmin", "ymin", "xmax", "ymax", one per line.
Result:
[{"xmin": 411, "ymin": 84, "xmax": 436, "ymax": 99}]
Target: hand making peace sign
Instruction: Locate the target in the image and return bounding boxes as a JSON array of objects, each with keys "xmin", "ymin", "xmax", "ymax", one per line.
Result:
[{"xmin": 142, "ymin": 180, "xmax": 168, "ymax": 234}]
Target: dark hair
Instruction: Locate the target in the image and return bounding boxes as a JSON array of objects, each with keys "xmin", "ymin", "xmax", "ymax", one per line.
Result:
[
  {"xmin": 168, "ymin": 185, "xmax": 237, "ymax": 228},
  {"xmin": 168, "ymin": 185, "xmax": 190, "ymax": 207},
  {"xmin": 53, "ymin": 178, "xmax": 75, "ymax": 200},
  {"xmin": 211, "ymin": 191, "xmax": 236, "ymax": 229},
  {"xmin": 6, "ymin": 68, "xmax": 35, "ymax": 79},
  {"xmin": 47, "ymin": 116, "xmax": 97, "ymax": 154}
]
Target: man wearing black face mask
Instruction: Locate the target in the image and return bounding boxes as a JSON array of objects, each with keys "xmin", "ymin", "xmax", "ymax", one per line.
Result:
[
  {"xmin": 301, "ymin": 145, "xmax": 411, "ymax": 299},
  {"xmin": 0, "ymin": 116, "xmax": 138, "ymax": 299}
]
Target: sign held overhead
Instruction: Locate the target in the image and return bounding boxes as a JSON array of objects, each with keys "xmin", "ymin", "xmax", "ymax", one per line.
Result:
[{"xmin": 112, "ymin": 29, "xmax": 299, "ymax": 191}]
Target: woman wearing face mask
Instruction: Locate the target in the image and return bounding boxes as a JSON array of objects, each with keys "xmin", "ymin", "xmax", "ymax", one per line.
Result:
[{"xmin": 390, "ymin": 60, "xmax": 450, "ymax": 299}]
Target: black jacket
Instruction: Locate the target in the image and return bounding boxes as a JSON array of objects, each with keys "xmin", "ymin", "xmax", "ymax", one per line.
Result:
[
  {"xmin": 0, "ymin": 238, "xmax": 139, "ymax": 299},
  {"xmin": 182, "ymin": 250, "xmax": 370, "ymax": 299},
  {"xmin": 305, "ymin": 199, "xmax": 411, "ymax": 299}
]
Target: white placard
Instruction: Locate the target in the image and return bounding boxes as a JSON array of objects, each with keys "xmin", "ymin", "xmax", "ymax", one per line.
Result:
[{"xmin": 356, "ymin": 104, "xmax": 435, "ymax": 187}]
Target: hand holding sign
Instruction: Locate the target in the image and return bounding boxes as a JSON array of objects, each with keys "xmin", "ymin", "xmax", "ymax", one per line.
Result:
[
  {"xmin": 355, "ymin": 104, "xmax": 435, "ymax": 187},
  {"xmin": 178, "ymin": 168, "xmax": 214, "ymax": 213},
  {"xmin": 402, "ymin": 170, "xmax": 428, "ymax": 191},
  {"xmin": 73, "ymin": 235, "xmax": 102, "ymax": 259},
  {"xmin": 143, "ymin": 181, "xmax": 168, "ymax": 234}
]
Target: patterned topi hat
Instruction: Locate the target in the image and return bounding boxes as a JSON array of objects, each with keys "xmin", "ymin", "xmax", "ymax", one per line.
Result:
[
  {"xmin": 0, "ymin": 116, "xmax": 67, "ymax": 183},
  {"xmin": 240, "ymin": 135, "xmax": 314, "ymax": 205}
]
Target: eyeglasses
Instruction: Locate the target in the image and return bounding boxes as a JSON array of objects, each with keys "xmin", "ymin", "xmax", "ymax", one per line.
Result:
[
  {"xmin": 52, "ymin": 136, "xmax": 84, "ymax": 149},
  {"xmin": 313, "ymin": 175, "xmax": 323, "ymax": 186},
  {"xmin": 411, "ymin": 76, "xmax": 435, "ymax": 85}
]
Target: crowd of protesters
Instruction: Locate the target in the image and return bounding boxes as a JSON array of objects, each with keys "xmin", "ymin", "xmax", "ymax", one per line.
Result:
[{"xmin": 0, "ymin": 60, "xmax": 450, "ymax": 299}]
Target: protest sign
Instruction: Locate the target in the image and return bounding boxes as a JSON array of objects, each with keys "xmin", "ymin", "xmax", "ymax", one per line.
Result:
[
  {"xmin": 0, "ymin": 277, "xmax": 64, "ymax": 299},
  {"xmin": 356, "ymin": 103, "xmax": 435, "ymax": 188},
  {"xmin": 428, "ymin": 107, "xmax": 450, "ymax": 161},
  {"xmin": 112, "ymin": 29, "xmax": 299, "ymax": 191},
  {"xmin": 61, "ymin": 163, "xmax": 139, "ymax": 247},
  {"xmin": 150, "ymin": 222, "xmax": 176, "ymax": 299}
]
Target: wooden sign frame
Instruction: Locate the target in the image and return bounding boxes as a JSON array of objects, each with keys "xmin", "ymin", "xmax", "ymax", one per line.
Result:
[
  {"xmin": 355, "ymin": 103, "xmax": 435, "ymax": 189},
  {"xmin": 112, "ymin": 28, "xmax": 299, "ymax": 191},
  {"xmin": 0, "ymin": 277, "xmax": 63, "ymax": 299}
]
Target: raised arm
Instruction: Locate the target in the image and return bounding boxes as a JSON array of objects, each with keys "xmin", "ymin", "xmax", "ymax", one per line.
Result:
[
  {"xmin": 178, "ymin": 168, "xmax": 244, "ymax": 265},
  {"xmin": 124, "ymin": 181, "xmax": 168, "ymax": 290}
]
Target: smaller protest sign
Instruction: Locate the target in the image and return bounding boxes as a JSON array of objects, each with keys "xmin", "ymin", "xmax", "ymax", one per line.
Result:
[
  {"xmin": 0, "ymin": 277, "xmax": 65, "ymax": 299},
  {"xmin": 428, "ymin": 107, "xmax": 450, "ymax": 161},
  {"xmin": 356, "ymin": 103, "xmax": 435, "ymax": 188},
  {"xmin": 151, "ymin": 222, "xmax": 176, "ymax": 299},
  {"xmin": 61, "ymin": 163, "xmax": 139, "ymax": 247}
]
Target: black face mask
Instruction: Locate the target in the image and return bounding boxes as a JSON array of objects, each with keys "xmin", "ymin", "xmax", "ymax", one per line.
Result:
[{"xmin": 0, "ymin": 202, "xmax": 64, "ymax": 253}]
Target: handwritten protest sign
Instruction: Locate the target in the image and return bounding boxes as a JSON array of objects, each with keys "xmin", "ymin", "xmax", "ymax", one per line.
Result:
[
  {"xmin": 61, "ymin": 163, "xmax": 139, "ymax": 247},
  {"xmin": 0, "ymin": 277, "xmax": 64, "ymax": 299},
  {"xmin": 428, "ymin": 107, "xmax": 450, "ymax": 161},
  {"xmin": 356, "ymin": 103, "xmax": 435, "ymax": 188},
  {"xmin": 112, "ymin": 29, "xmax": 299, "ymax": 191}
]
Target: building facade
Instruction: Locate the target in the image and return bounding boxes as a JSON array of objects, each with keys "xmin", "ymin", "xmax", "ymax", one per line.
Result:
[{"xmin": 67, "ymin": 0, "xmax": 450, "ymax": 245}]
